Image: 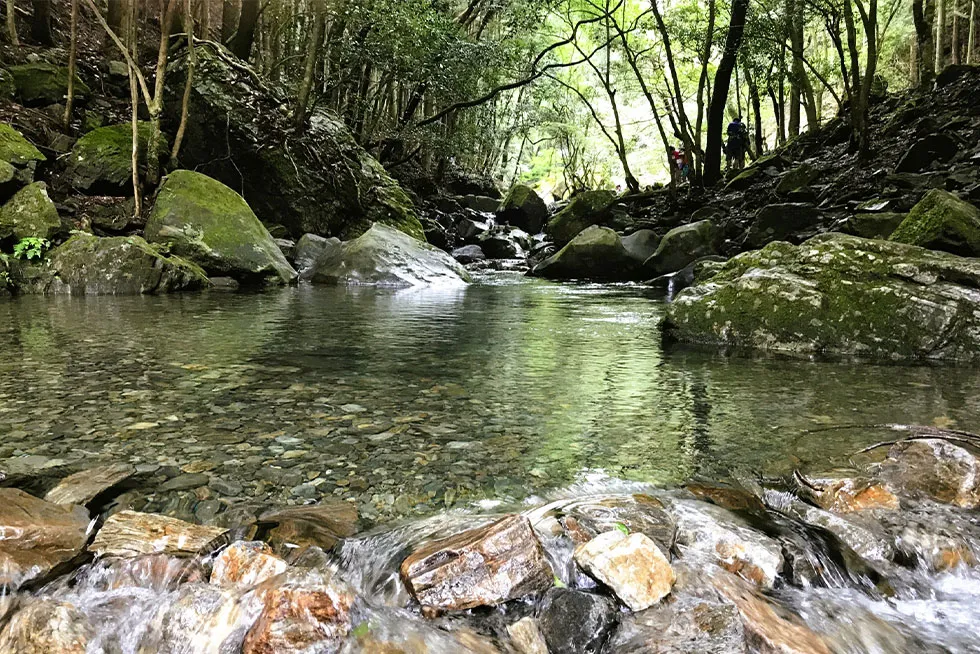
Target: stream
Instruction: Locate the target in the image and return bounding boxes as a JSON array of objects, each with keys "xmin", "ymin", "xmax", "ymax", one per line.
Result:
[{"xmin": 2, "ymin": 272, "xmax": 980, "ymax": 652}]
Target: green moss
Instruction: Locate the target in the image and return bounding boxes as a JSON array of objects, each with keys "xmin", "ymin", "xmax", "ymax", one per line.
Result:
[
  {"xmin": 666, "ymin": 234, "xmax": 980, "ymax": 360},
  {"xmin": 67, "ymin": 123, "xmax": 167, "ymax": 191},
  {"xmin": 0, "ymin": 123, "xmax": 45, "ymax": 167},
  {"xmin": 546, "ymin": 190, "xmax": 616, "ymax": 247},
  {"xmin": 724, "ymin": 167, "xmax": 760, "ymax": 192},
  {"xmin": 8, "ymin": 63, "xmax": 90, "ymax": 106},
  {"xmin": 0, "ymin": 182, "xmax": 61, "ymax": 242},
  {"xmin": 645, "ymin": 219, "xmax": 720, "ymax": 275},
  {"xmin": 889, "ymin": 189, "xmax": 980, "ymax": 256},
  {"xmin": 146, "ymin": 170, "xmax": 297, "ymax": 283},
  {"xmin": 776, "ymin": 164, "xmax": 819, "ymax": 195},
  {"xmin": 533, "ymin": 225, "xmax": 639, "ymax": 281}
]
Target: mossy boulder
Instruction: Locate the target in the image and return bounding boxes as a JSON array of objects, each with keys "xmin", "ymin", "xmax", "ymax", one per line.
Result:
[
  {"xmin": 531, "ymin": 226, "xmax": 640, "ymax": 281},
  {"xmin": 66, "ymin": 123, "xmax": 168, "ymax": 193},
  {"xmin": 7, "ymin": 63, "xmax": 90, "ymax": 106},
  {"xmin": 146, "ymin": 170, "xmax": 298, "ymax": 284},
  {"xmin": 724, "ymin": 167, "xmax": 761, "ymax": 192},
  {"xmin": 665, "ymin": 233, "xmax": 980, "ymax": 361},
  {"xmin": 0, "ymin": 183, "xmax": 62, "ymax": 242},
  {"xmin": 889, "ymin": 190, "xmax": 980, "ymax": 257},
  {"xmin": 621, "ymin": 229, "xmax": 661, "ymax": 263},
  {"xmin": 0, "ymin": 69, "xmax": 14, "ymax": 100},
  {"xmin": 0, "ymin": 123, "xmax": 45, "ymax": 189},
  {"xmin": 775, "ymin": 164, "xmax": 819, "ymax": 196},
  {"xmin": 498, "ymin": 185, "xmax": 549, "ymax": 234},
  {"xmin": 310, "ymin": 223, "xmax": 470, "ymax": 287},
  {"xmin": 643, "ymin": 220, "xmax": 721, "ymax": 276},
  {"xmin": 25, "ymin": 233, "xmax": 208, "ymax": 295},
  {"xmin": 546, "ymin": 190, "xmax": 616, "ymax": 248},
  {"xmin": 163, "ymin": 44, "xmax": 423, "ymax": 241}
]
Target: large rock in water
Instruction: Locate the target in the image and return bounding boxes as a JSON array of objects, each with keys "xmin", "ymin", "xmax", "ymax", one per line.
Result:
[
  {"xmin": 498, "ymin": 184, "xmax": 548, "ymax": 234},
  {"xmin": 28, "ymin": 233, "xmax": 208, "ymax": 295},
  {"xmin": 400, "ymin": 515, "xmax": 554, "ymax": 611},
  {"xmin": 7, "ymin": 63, "xmax": 90, "ymax": 106},
  {"xmin": 310, "ymin": 223, "xmax": 470, "ymax": 287},
  {"xmin": 0, "ymin": 489, "xmax": 90, "ymax": 590},
  {"xmin": 546, "ymin": 190, "xmax": 616, "ymax": 247},
  {"xmin": 146, "ymin": 170, "xmax": 297, "ymax": 284},
  {"xmin": 665, "ymin": 233, "xmax": 980, "ymax": 360},
  {"xmin": 0, "ymin": 182, "xmax": 62, "ymax": 242},
  {"xmin": 643, "ymin": 219, "xmax": 721, "ymax": 276},
  {"xmin": 531, "ymin": 226, "xmax": 640, "ymax": 281},
  {"xmin": 889, "ymin": 189, "xmax": 980, "ymax": 257},
  {"xmin": 164, "ymin": 43, "xmax": 422, "ymax": 240},
  {"xmin": 66, "ymin": 123, "xmax": 168, "ymax": 194}
]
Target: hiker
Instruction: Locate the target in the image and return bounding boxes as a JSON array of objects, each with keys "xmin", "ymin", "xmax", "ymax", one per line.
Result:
[
  {"xmin": 725, "ymin": 116, "xmax": 748, "ymax": 171},
  {"xmin": 669, "ymin": 146, "xmax": 690, "ymax": 185}
]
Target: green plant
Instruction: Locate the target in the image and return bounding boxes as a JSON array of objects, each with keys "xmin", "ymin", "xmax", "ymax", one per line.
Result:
[{"xmin": 12, "ymin": 237, "xmax": 50, "ymax": 260}]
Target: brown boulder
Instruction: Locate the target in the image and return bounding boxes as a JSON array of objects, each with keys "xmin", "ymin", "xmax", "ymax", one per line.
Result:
[
  {"xmin": 89, "ymin": 511, "xmax": 227, "ymax": 558},
  {"xmin": 574, "ymin": 530, "xmax": 675, "ymax": 611},
  {"xmin": 879, "ymin": 439, "xmax": 980, "ymax": 508},
  {"xmin": 400, "ymin": 514, "xmax": 553, "ymax": 611},
  {"xmin": 44, "ymin": 463, "xmax": 135, "ymax": 505},
  {"xmin": 0, "ymin": 488, "xmax": 89, "ymax": 590},
  {"xmin": 259, "ymin": 500, "xmax": 358, "ymax": 552},
  {"xmin": 243, "ymin": 568, "xmax": 356, "ymax": 654}
]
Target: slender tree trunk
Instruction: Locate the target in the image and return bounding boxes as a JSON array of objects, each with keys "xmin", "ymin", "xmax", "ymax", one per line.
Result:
[
  {"xmin": 221, "ymin": 0, "xmax": 237, "ymax": 42},
  {"xmin": 146, "ymin": 0, "xmax": 178, "ymax": 186},
  {"xmin": 969, "ymin": 0, "xmax": 977, "ymax": 64},
  {"xmin": 744, "ymin": 58, "xmax": 764, "ymax": 156},
  {"xmin": 953, "ymin": 0, "xmax": 961, "ymax": 63},
  {"xmin": 30, "ymin": 0, "xmax": 52, "ymax": 46},
  {"xmin": 107, "ymin": 0, "xmax": 123, "ymax": 32},
  {"xmin": 295, "ymin": 0, "xmax": 326, "ymax": 127},
  {"xmin": 705, "ymin": 0, "xmax": 750, "ymax": 185},
  {"xmin": 914, "ymin": 0, "xmax": 936, "ymax": 86},
  {"xmin": 936, "ymin": 0, "xmax": 947, "ymax": 73},
  {"xmin": 63, "ymin": 0, "xmax": 78, "ymax": 130},
  {"xmin": 127, "ymin": 0, "xmax": 141, "ymax": 216},
  {"xmin": 6, "ymin": 0, "xmax": 18, "ymax": 45},
  {"xmin": 172, "ymin": 0, "xmax": 195, "ymax": 162},
  {"xmin": 229, "ymin": 0, "xmax": 259, "ymax": 60}
]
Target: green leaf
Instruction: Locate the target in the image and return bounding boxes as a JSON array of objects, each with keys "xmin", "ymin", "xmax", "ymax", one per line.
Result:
[{"xmin": 614, "ymin": 522, "xmax": 629, "ymax": 535}]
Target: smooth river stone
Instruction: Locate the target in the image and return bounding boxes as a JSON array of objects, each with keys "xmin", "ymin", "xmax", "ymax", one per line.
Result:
[
  {"xmin": 0, "ymin": 599, "xmax": 94, "ymax": 654},
  {"xmin": 258, "ymin": 500, "xmax": 359, "ymax": 551},
  {"xmin": 574, "ymin": 531, "xmax": 675, "ymax": 611},
  {"xmin": 44, "ymin": 463, "xmax": 135, "ymax": 505},
  {"xmin": 89, "ymin": 511, "xmax": 227, "ymax": 558},
  {"xmin": 211, "ymin": 541, "xmax": 288, "ymax": 588},
  {"xmin": 400, "ymin": 514, "xmax": 554, "ymax": 611},
  {"xmin": 0, "ymin": 488, "xmax": 90, "ymax": 590}
]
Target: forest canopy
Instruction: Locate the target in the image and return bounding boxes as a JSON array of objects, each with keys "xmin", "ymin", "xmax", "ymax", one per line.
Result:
[{"xmin": 6, "ymin": 0, "xmax": 975, "ymax": 198}]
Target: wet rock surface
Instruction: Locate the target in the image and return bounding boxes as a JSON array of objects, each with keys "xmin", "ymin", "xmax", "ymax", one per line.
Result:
[
  {"xmin": 531, "ymin": 226, "xmax": 641, "ymax": 281},
  {"xmin": 574, "ymin": 530, "xmax": 675, "ymax": 611},
  {"xmin": 89, "ymin": 511, "xmax": 227, "ymax": 558},
  {"xmin": 400, "ymin": 514, "xmax": 554, "ymax": 611},
  {"xmin": 538, "ymin": 587, "xmax": 618, "ymax": 654}
]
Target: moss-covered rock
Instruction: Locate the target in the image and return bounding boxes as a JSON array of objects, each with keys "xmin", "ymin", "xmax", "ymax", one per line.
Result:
[
  {"xmin": 0, "ymin": 123, "xmax": 45, "ymax": 189},
  {"xmin": 0, "ymin": 69, "xmax": 14, "ymax": 100},
  {"xmin": 665, "ymin": 233, "xmax": 980, "ymax": 361},
  {"xmin": 163, "ymin": 44, "xmax": 423, "ymax": 241},
  {"xmin": 724, "ymin": 167, "xmax": 761, "ymax": 192},
  {"xmin": 146, "ymin": 170, "xmax": 298, "ymax": 284},
  {"xmin": 889, "ymin": 190, "xmax": 980, "ymax": 257},
  {"xmin": 643, "ymin": 220, "xmax": 721, "ymax": 276},
  {"xmin": 530, "ymin": 226, "xmax": 640, "ymax": 281},
  {"xmin": 775, "ymin": 164, "xmax": 819, "ymax": 196},
  {"xmin": 0, "ymin": 183, "xmax": 62, "ymax": 242},
  {"xmin": 21, "ymin": 233, "xmax": 208, "ymax": 295},
  {"xmin": 7, "ymin": 63, "xmax": 90, "ymax": 106},
  {"xmin": 310, "ymin": 223, "xmax": 470, "ymax": 287},
  {"xmin": 498, "ymin": 185, "xmax": 549, "ymax": 234},
  {"xmin": 66, "ymin": 123, "xmax": 168, "ymax": 193},
  {"xmin": 546, "ymin": 190, "xmax": 616, "ymax": 248}
]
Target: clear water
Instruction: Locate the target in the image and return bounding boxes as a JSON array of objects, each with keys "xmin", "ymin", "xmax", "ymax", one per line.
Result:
[{"xmin": 1, "ymin": 272, "xmax": 978, "ymax": 524}]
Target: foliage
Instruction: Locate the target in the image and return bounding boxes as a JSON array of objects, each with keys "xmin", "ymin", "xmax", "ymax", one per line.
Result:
[{"xmin": 12, "ymin": 237, "xmax": 50, "ymax": 261}]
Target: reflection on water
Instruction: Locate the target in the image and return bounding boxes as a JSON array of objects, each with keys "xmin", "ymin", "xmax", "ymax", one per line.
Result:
[{"xmin": 0, "ymin": 274, "xmax": 978, "ymax": 523}]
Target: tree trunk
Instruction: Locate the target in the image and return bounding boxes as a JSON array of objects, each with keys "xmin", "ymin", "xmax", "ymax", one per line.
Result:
[
  {"xmin": 969, "ymin": 0, "xmax": 977, "ymax": 64},
  {"xmin": 127, "ymin": 0, "xmax": 141, "ymax": 217},
  {"xmin": 705, "ymin": 0, "xmax": 750, "ymax": 185},
  {"xmin": 221, "ymin": 0, "xmax": 237, "ymax": 43},
  {"xmin": 30, "ymin": 0, "xmax": 52, "ymax": 46},
  {"xmin": 953, "ymin": 0, "xmax": 961, "ymax": 64},
  {"xmin": 936, "ymin": 0, "xmax": 946, "ymax": 73},
  {"xmin": 744, "ymin": 59, "xmax": 764, "ymax": 157},
  {"xmin": 6, "ymin": 0, "xmax": 18, "ymax": 45},
  {"xmin": 146, "ymin": 0, "xmax": 178, "ymax": 186},
  {"xmin": 172, "ymin": 0, "xmax": 195, "ymax": 162},
  {"xmin": 229, "ymin": 0, "xmax": 258, "ymax": 60},
  {"xmin": 63, "ymin": 0, "xmax": 78, "ymax": 129},
  {"xmin": 107, "ymin": 0, "xmax": 123, "ymax": 33},
  {"xmin": 295, "ymin": 0, "xmax": 326, "ymax": 127},
  {"xmin": 914, "ymin": 0, "xmax": 935, "ymax": 86}
]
